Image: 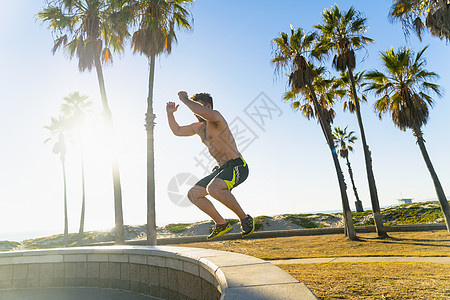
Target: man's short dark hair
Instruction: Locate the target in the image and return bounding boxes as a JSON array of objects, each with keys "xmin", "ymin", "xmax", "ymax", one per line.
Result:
[{"xmin": 191, "ymin": 93, "xmax": 213, "ymax": 109}]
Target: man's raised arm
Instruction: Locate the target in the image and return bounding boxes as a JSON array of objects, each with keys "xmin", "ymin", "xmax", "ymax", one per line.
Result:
[
  {"xmin": 166, "ymin": 101, "xmax": 197, "ymax": 136},
  {"xmin": 178, "ymin": 91, "xmax": 220, "ymax": 122}
]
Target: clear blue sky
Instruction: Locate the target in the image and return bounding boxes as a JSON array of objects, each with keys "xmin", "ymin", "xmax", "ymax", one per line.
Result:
[{"xmin": 1, "ymin": 0, "xmax": 449, "ymax": 241}]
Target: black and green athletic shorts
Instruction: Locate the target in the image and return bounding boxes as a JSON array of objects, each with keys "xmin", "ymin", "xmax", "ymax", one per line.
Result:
[{"xmin": 195, "ymin": 157, "xmax": 249, "ymax": 191}]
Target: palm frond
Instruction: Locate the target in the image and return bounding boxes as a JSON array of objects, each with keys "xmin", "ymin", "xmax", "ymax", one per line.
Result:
[
  {"xmin": 130, "ymin": 0, "xmax": 193, "ymax": 58},
  {"xmin": 102, "ymin": 47, "xmax": 113, "ymax": 63},
  {"xmin": 332, "ymin": 125, "xmax": 358, "ymax": 158},
  {"xmin": 389, "ymin": 0, "xmax": 450, "ymax": 41},
  {"xmin": 367, "ymin": 45, "xmax": 442, "ymax": 130},
  {"xmin": 315, "ymin": 4, "xmax": 373, "ymax": 72},
  {"xmin": 38, "ymin": 0, "xmax": 133, "ymax": 71}
]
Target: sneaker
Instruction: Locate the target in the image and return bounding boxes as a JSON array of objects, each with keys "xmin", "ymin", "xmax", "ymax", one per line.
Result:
[
  {"xmin": 241, "ymin": 215, "xmax": 255, "ymax": 238},
  {"xmin": 207, "ymin": 222, "xmax": 233, "ymax": 240}
]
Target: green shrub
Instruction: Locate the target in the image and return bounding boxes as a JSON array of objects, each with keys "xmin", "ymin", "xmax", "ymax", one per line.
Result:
[
  {"xmin": 383, "ymin": 207, "xmax": 443, "ymax": 225},
  {"xmin": 166, "ymin": 223, "xmax": 191, "ymax": 233},
  {"xmin": 0, "ymin": 241, "xmax": 20, "ymax": 251},
  {"xmin": 285, "ymin": 215, "xmax": 323, "ymax": 229},
  {"xmin": 255, "ymin": 216, "xmax": 273, "ymax": 231},
  {"xmin": 352, "ymin": 210, "xmax": 373, "ymax": 219},
  {"xmin": 225, "ymin": 219, "xmax": 239, "ymax": 226}
]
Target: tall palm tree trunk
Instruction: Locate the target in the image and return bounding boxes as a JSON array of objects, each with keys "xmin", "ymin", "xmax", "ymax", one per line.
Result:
[
  {"xmin": 308, "ymin": 85, "xmax": 357, "ymax": 240},
  {"xmin": 146, "ymin": 54, "xmax": 157, "ymax": 245},
  {"xmin": 348, "ymin": 70, "xmax": 388, "ymax": 237},
  {"xmin": 346, "ymin": 157, "xmax": 363, "ymax": 212},
  {"xmin": 438, "ymin": 0, "xmax": 448, "ymax": 10},
  {"xmin": 94, "ymin": 56, "xmax": 125, "ymax": 244},
  {"xmin": 77, "ymin": 129, "xmax": 86, "ymax": 246},
  {"xmin": 414, "ymin": 128, "xmax": 450, "ymax": 232},
  {"xmin": 62, "ymin": 160, "xmax": 69, "ymax": 247}
]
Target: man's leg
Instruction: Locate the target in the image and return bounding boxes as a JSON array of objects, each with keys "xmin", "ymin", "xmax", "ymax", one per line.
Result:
[
  {"xmin": 187, "ymin": 185, "xmax": 227, "ymax": 224},
  {"xmin": 206, "ymin": 179, "xmax": 247, "ymax": 220}
]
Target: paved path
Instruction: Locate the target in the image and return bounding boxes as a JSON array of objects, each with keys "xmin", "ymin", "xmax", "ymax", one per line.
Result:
[{"xmin": 270, "ymin": 256, "xmax": 450, "ymax": 265}]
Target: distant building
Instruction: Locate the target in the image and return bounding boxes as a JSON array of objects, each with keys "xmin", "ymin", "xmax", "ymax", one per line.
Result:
[{"xmin": 398, "ymin": 198, "xmax": 413, "ymax": 205}]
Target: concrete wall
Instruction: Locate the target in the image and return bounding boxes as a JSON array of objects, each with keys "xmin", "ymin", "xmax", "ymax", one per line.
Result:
[{"xmin": 0, "ymin": 246, "xmax": 318, "ymax": 300}]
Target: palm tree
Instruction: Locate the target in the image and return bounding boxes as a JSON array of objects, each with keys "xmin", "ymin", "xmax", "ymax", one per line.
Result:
[
  {"xmin": 333, "ymin": 71, "xmax": 366, "ymax": 213},
  {"xmin": 45, "ymin": 115, "xmax": 70, "ymax": 247},
  {"xmin": 272, "ymin": 26, "xmax": 357, "ymax": 240},
  {"xmin": 365, "ymin": 46, "xmax": 450, "ymax": 232},
  {"xmin": 38, "ymin": 0, "xmax": 129, "ymax": 244},
  {"xmin": 61, "ymin": 92, "xmax": 92, "ymax": 245},
  {"xmin": 285, "ymin": 65, "xmax": 340, "ymax": 138},
  {"xmin": 389, "ymin": 0, "xmax": 450, "ymax": 42},
  {"xmin": 314, "ymin": 4, "xmax": 388, "ymax": 237},
  {"xmin": 334, "ymin": 71, "xmax": 368, "ymax": 113},
  {"xmin": 128, "ymin": 0, "xmax": 193, "ymax": 245},
  {"xmin": 333, "ymin": 126, "xmax": 364, "ymax": 212}
]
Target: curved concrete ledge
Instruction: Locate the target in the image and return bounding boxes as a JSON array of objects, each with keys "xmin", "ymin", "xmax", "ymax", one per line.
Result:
[{"xmin": 0, "ymin": 246, "xmax": 317, "ymax": 300}]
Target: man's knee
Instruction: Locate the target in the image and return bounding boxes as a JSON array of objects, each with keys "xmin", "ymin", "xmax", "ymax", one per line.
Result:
[{"xmin": 187, "ymin": 186, "xmax": 205, "ymax": 204}]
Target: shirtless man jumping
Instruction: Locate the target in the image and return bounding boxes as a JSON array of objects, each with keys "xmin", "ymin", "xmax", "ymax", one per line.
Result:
[{"xmin": 166, "ymin": 91, "xmax": 254, "ymax": 240}]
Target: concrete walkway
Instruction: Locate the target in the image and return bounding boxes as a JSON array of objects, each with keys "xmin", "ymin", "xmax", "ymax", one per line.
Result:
[{"xmin": 270, "ymin": 256, "xmax": 450, "ymax": 265}]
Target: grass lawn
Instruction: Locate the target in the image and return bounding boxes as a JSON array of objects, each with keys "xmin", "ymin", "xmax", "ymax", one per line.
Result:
[
  {"xmin": 280, "ymin": 262, "xmax": 450, "ymax": 299},
  {"xmin": 175, "ymin": 230, "xmax": 450, "ymax": 260},
  {"xmin": 172, "ymin": 230, "xmax": 450, "ymax": 299}
]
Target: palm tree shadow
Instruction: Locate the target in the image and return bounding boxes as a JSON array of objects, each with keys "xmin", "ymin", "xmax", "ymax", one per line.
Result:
[{"xmin": 357, "ymin": 235, "xmax": 450, "ymax": 248}]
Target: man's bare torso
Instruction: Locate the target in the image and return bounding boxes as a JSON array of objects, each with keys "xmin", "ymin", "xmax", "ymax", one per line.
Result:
[{"xmin": 193, "ymin": 113, "xmax": 241, "ymax": 166}]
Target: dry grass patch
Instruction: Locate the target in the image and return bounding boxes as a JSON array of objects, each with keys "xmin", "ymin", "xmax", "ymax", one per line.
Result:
[
  {"xmin": 172, "ymin": 231, "xmax": 450, "ymax": 299},
  {"xmin": 280, "ymin": 262, "xmax": 450, "ymax": 299},
  {"xmin": 174, "ymin": 231, "xmax": 450, "ymax": 260}
]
